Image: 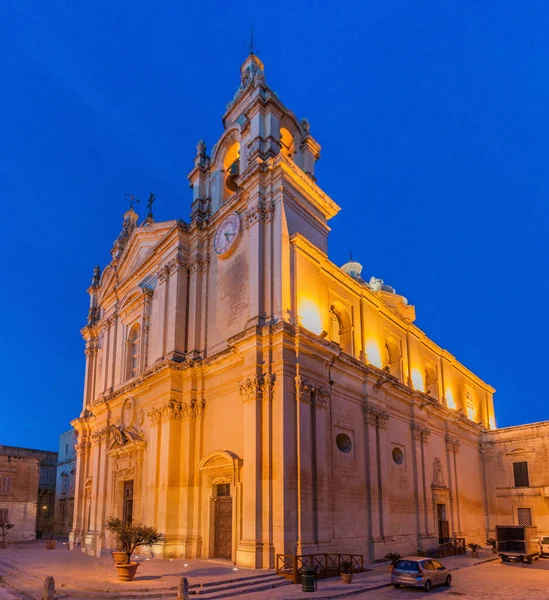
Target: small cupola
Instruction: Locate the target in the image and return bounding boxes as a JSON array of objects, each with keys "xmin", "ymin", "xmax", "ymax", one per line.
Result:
[{"xmin": 341, "ymin": 253, "xmax": 363, "ymax": 280}]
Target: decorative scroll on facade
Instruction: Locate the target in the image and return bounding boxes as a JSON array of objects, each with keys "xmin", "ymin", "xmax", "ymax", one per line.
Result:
[
  {"xmin": 411, "ymin": 422, "xmax": 431, "ymax": 443},
  {"xmin": 363, "ymin": 403, "xmax": 390, "ymax": 429}
]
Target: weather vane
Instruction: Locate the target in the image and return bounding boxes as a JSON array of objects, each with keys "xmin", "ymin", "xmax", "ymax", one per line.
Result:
[
  {"xmin": 146, "ymin": 193, "xmax": 156, "ymax": 218},
  {"xmin": 125, "ymin": 193, "xmax": 140, "ymax": 210},
  {"xmin": 249, "ymin": 27, "xmax": 256, "ymax": 55}
]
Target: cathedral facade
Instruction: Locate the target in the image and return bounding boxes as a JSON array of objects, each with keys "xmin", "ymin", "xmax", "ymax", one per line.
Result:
[{"xmin": 70, "ymin": 54, "xmax": 499, "ymax": 568}]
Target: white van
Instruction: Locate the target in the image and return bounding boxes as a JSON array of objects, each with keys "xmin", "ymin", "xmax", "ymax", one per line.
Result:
[{"xmin": 540, "ymin": 537, "xmax": 549, "ymax": 557}]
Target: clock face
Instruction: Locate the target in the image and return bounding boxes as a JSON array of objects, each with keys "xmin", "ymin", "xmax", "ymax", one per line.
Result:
[{"xmin": 213, "ymin": 213, "xmax": 241, "ymax": 257}]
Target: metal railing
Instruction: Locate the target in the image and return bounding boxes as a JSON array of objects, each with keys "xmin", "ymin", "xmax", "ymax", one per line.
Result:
[
  {"xmin": 276, "ymin": 553, "xmax": 364, "ymax": 583},
  {"xmin": 435, "ymin": 537, "xmax": 466, "ymax": 558}
]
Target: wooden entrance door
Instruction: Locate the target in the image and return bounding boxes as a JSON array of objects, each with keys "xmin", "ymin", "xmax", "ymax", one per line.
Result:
[
  {"xmin": 437, "ymin": 503, "xmax": 449, "ymax": 543},
  {"xmin": 214, "ymin": 484, "xmax": 232, "ymax": 559},
  {"xmin": 123, "ymin": 481, "xmax": 134, "ymax": 525}
]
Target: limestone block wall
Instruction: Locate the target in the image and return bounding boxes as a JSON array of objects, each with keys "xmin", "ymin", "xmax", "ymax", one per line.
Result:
[
  {"xmin": 483, "ymin": 422, "xmax": 549, "ymax": 537},
  {"xmin": 0, "ymin": 454, "xmax": 40, "ymax": 541}
]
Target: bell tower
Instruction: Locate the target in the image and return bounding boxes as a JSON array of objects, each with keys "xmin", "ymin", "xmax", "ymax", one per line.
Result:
[{"xmin": 187, "ymin": 53, "xmax": 340, "ymax": 348}]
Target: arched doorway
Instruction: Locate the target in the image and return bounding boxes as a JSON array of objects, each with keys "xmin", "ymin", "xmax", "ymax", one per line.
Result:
[
  {"xmin": 213, "ymin": 483, "xmax": 232, "ymax": 559},
  {"xmin": 199, "ymin": 450, "xmax": 242, "ymax": 561}
]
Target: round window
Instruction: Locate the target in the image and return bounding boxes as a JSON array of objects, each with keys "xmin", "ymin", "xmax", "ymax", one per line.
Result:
[
  {"xmin": 392, "ymin": 447, "xmax": 404, "ymax": 465},
  {"xmin": 336, "ymin": 433, "xmax": 352, "ymax": 454}
]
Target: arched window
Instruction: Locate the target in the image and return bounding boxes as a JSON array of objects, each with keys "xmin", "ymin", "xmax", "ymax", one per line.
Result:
[
  {"xmin": 127, "ymin": 324, "xmax": 141, "ymax": 379},
  {"xmin": 385, "ymin": 338, "xmax": 402, "ymax": 380},
  {"xmin": 223, "ymin": 142, "xmax": 240, "ymax": 201},
  {"xmin": 425, "ymin": 364, "xmax": 438, "ymax": 400},
  {"xmin": 280, "ymin": 127, "xmax": 295, "ymax": 158},
  {"xmin": 329, "ymin": 302, "xmax": 353, "ymax": 356}
]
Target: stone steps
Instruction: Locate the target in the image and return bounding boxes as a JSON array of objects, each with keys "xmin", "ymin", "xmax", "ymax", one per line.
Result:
[{"xmin": 0, "ymin": 558, "xmax": 290, "ymax": 600}]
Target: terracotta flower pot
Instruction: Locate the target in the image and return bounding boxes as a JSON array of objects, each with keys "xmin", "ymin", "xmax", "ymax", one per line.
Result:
[
  {"xmin": 0, "ymin": 541, "xmax": 7, "ymax": 549},
  {"xmin": 45, "ymin": 540, "xmax": 56, "ymax": 550},
  {"xmin": 471, "ymin": 551, "xmax": 478, "ymax": 559},
  {"xmin": 340, "ymin": 572, "xmax": 353, "ymax": 584},
  {"xmin": 111, "ymin": 551, "xmax": 129, "ymax": 564},
  {"xmin": 115, "ymin": 562, "xmax": 139, "ymax": 582}
]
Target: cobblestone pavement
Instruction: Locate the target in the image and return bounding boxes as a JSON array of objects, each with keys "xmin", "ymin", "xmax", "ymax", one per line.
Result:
[
  {"xmin": 0, "ymin": 544, "xmax": 518, "ymax": 600},
  {"xmin": 337, "ymin": 556, "xmax": 549, "ymax": 600}
]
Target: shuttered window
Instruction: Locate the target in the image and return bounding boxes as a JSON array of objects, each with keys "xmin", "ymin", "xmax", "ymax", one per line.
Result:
[
  {"xmin": 518, "ymin": 507, "xmax": 532, "ymax": 526},
  {"xmin": 0, "ymin": 509, "xmax": 8, "ymax": 524},
  {"xmin": 0, "ymin": 477, "xmax": 11, "ymax": 495},
  {"xmin": 513, "ymin": 461, "xmax": 529, "ymax": 488}
]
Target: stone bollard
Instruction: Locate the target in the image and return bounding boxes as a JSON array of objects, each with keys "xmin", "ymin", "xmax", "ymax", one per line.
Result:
[
  {"xmin": 43, "ymin": 576, "xmax": 55, "ymax": 600},
  {"xmin": 176, "ymin": 576, "xmax": 189, "ymax": 600}
]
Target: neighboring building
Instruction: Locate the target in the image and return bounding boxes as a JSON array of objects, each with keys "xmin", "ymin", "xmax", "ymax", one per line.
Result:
[
  {"xmin": 482, "ymin": 422, "xmax": 549, "ymax": 536},
  {"xmin": 0, "ymin": 446, "xmax": 57, "ymax": 539},
  {"xmin": 70, "ymin": 53, "xmax": 509, "ymax": 567},
  {"xmin": 54, "ymin": 430, "xmax": 77, "ymax": 535}
]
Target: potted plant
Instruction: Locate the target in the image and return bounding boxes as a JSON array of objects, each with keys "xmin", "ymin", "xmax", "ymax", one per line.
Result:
[
  {"xmin": 486, "ymin": 538, "xmax": 497, "ymax": 554},
  {"xmin": 339, "ymin": 560, "xmax": 354, "ymax": 584},
  {"xmin": 0, "ymin": 523, "xmax": 14, "ymax": 549},
  {"xmin": 384, "ymin": 552, "xmax": 401, "ymax": 572},
  {"xmin": 45, "ymin": 535, "xmax": 56, "ymax": 550},
  {"xmin": 467, "ymin": 543, "xmax": 480, "ymax": 558},
  {"xmin": 105, "ymin": 517, "xmax": 161, "ymax": 582}
]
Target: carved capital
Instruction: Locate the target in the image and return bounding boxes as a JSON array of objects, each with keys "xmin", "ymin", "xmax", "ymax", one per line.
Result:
[
  {"xmin": 240, "ymin": 374, "xmax": 275, "ymax": 401},
  {"xmin": 147, "ymin": 399, "xmax": 206, "ymax": 423},
  {"xmin": 167, "ymin": 255, "xmax": 187, "ymax": 274},
  {"xmin": 147, "ymin": 399, "xmax": 183, "ymax": 423},
  {"xmin": 189, "ymin": 253, "xmax": 209, "ymax": 273},
  {"xmin": 295, "ymin": 376, "xmax": 313, "ymax": 403},
  {"xmin": 189, "ymin": 398, "xmax": 206, "ymax": 419},
  {"xmin": 411, "ymin": 423, "xmax": 431, "ymax": 443},
  {"xmin": 364, "ymin": 403, "xmax": 390, "ymax": 429},
  {"xmin": 243, "ymin": 199, "xmax": 274, "ymax": 229},
  {"xmin": 75, "ymin": 434, "xmax": 91, "ymax": 455},
  {"xmin": 157, "ymin": 265, "xmax": 170, "ymax": 284},
  {"xmin": 90, "ymin": 426, "xmax": 109, "ymax": 445},
  {"xmin": 445, "ymin": 434, "xmax": 461, "ymax": 453}
]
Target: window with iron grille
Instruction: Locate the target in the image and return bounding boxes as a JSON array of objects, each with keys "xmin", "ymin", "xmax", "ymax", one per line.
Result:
[
  {"xmin": 0, "ymin": 477, "xmax": 12, "ymax": 495},
  {"xmin": 513, "ymin": 461, "xmax": 529, "ymax": 488},
  {"xmin": 215, "ymin": 483, "xmax": 230, "ymax": 497},
  {"xmin": 518, "ymin": 507, "xmax": 532, "ymax": 526},
  {"xmin": 0, "ymin": 509, "xmax": 8, "ymax": 524}
]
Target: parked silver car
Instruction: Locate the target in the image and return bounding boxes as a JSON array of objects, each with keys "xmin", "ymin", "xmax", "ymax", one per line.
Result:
[{"xmin": 391, "ymin": 556, "xmax": 452, "ymax": 591}]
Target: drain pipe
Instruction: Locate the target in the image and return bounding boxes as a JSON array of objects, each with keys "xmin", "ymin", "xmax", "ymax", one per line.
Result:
[{"xmin": 327, "ymin": 351, "xmax": 340, "ymax": 546}]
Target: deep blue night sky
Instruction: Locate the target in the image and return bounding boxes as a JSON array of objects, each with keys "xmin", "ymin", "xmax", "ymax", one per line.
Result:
[{"xmin": 2, "ymin": 1, "xmax": 548, "ymax": 451}]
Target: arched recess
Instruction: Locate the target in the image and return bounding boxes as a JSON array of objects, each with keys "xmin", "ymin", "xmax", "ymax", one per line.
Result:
[
  {"xmin": 329, "ymin": 301, "xmax": 353, "ymax": 355},
  {"xmin": 385, "ymin": 337, "xmax": 402, "ymax": 380},
  {"xmin": 210, "ymin": 127, "xmax": 242, "ymax": 206},
  {"xmin": 280, "ymin": 127, "xmax": 295, "ymax": 158},
  {"xmin": 425, "ymin": 364, "xmax": 438, "ymax": 400},
  {"xmin": 126, "ymin": 323, "xmax": 141, "ymax": 380},
  {"xmin": 199, "ymin": 451, "xmax": 242, "ymax": 560}
]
